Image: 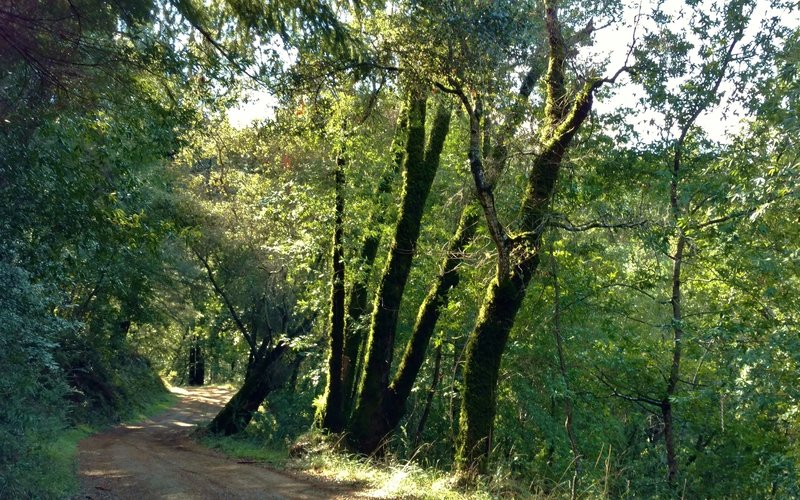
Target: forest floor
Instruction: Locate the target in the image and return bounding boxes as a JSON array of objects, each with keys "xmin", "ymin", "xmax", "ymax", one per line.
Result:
[{"xmin": 76, "ymin": 385, "xmax": 361, "ymax": 499}]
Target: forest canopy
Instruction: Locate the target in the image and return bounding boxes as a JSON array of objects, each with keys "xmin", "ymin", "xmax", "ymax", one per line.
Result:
[{"xmin": 1, "ymin": 0, "xmax": 798, "ymax": 497}]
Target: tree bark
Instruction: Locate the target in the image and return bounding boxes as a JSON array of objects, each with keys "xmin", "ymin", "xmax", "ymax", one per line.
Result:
[
  {"xmin": 455, "ymin": 260, "xmax": 536, "ymax": 472},
  {"xmin": 319, "ymin": 151, "xmax": 347, "ymax": 432},
  {"xmin": 207, "ymin": 343, "xmax": 289, "ymax": 436},
  {"xmin": 347, "ymin": 95, "xmax": 452, "ymax": 454},
  {"xmin": 455, "ymin": 107, "xmax": 595, "ymax": 471},
  {"xmin": 341, "ymin": 103, "xmax": 409, "ymax": 416}
]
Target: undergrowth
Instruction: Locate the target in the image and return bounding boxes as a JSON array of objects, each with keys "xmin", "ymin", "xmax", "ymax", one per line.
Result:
[
  {"xmin": 201, "ymin": 428, "xmax": 538, "ymax": 499},
  {"xmin": 293, "ymin": 446, "xmax": 492, "ymax": 498},
  {"xmin": 201, "ymin": 434, "xmax": 289, "ymax": 466}
]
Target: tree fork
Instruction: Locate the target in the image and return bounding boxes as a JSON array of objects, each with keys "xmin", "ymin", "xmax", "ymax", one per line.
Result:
[
  {"xmin": 455, "ymin": 0, "xmax": 602, "ymax": 474},
  {"xmin": 455, "ymin": 99, "xmax": 596, "ymax": 472},
  {"xmin": 347, "ymin": 94, "xmax": 452, "ymax": 454}
]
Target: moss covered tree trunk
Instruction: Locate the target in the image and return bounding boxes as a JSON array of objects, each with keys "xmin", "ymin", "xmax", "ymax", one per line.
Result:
[
  {"xmin": 319, "ymin": 152, "xmax": 347, "ymax": 432},
  {"xmin": 456, "ymin": 102, "xmax": 597, "ymax": 474},
  {"xmin": 455, "ymin": 258, "xmax": 537, "ymax": 471},
  {"xmin": 455, "ymin": 0, "xmax": 604, "ymax": 473},
  {"xmin": 381, "ymin": 204, "xmax": 479, "ymax": 432},
  {"xmin": 347, "ymin": 94, "xmax": 452, "ymax": 454},
  {"xmin": 340, "ymin": 104, "xmax": 409, "ymax": 416},
  {"xmin": 207, "ymin": 343, "xmax": 289, "ymax": 436}
]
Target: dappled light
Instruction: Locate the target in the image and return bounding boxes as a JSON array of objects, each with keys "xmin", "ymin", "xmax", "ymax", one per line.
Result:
[
  {"xmin": 2, "ymin": 0, "xmax": 798, "ymax": 497},
  {"xmin": 77, "ymin": 386, "xmax": 358, "ymax": 498}
]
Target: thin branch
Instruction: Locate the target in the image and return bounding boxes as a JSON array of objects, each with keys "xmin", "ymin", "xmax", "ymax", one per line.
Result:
[
  {"xmin": 595, "ymin": 370, "xmax": 662, "ymax": 411},
  {"xmin": 548, "ymin": 217, "xmax": 647, "ymax": 232},
  {"xmin": 192, "ymin": 247, "xmax": 256, "ymax": 352}
]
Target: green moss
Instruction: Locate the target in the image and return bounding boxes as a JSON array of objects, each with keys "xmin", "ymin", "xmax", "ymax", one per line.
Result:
[
  {"xmin": 456, "ymin": 272, "xmax": 529, "ymax": 474},
  {"xmin": 201, "ymin": 434, "xmax": 289, "ymax": 466},
  {"xmin": 348, "ymin": 94, "xmax": 431, "ymax": 452}
]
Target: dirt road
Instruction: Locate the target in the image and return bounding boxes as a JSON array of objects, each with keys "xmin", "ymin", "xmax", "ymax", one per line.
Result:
[{"xmin": 77, "ymin": 386, "xmax": 354, "ymax": 499}]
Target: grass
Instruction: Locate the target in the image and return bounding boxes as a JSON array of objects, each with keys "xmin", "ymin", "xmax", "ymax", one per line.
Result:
[
  {"xmin": 37, "ymin": 424, "xmax": 94, "ymax": 498},
  {"xmin": 200, "ymin": 434, "xmax": 290, "ymax": 466},
  {"xmin": 199, "ymin": 429, "xmax": 512, "ymax": 499},
  {"xmin": 295, "ymin": 449, "xmax": 490, "ymax": 499},
  {"xmin": 126, "ymin": 388, "xmax": 178, "ymax": 423},
  {"xmin": 288, "ymin": 441, "xmax": 499, "ymax": 500}
]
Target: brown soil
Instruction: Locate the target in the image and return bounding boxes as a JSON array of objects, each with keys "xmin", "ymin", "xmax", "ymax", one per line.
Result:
[{"xmin": 76, "ymin": 386, "xmax": 357, "ymax": 499}]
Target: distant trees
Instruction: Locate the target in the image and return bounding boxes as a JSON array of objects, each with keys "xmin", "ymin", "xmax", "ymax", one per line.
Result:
[{"xmin": 3, "ymin": 0, "xmax": 798, "ymax": 496}]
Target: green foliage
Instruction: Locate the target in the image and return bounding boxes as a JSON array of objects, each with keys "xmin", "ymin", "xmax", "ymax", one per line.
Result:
[
  {"xmin": 0, "ymin": 263, "xmax": 72, "ymax": 497},
  {"xmin": 0, "ymin": 0, "xmax": 798, "ymax": 496}
]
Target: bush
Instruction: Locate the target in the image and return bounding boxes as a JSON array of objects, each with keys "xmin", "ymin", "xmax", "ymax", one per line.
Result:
[
  {"xmin": 0, "ymin": 263, "xmax": 72, "ymax": 498},
  {"xmin": 59, "ymin": 335, "xmax": 167, "ymax": 425}
]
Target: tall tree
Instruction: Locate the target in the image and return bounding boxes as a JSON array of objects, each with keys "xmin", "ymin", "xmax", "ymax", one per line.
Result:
[
  {"xmin": 319, "ymin": 146, "xmax": 348, "ymax": 432},
  {"xmin": 347, "ymin": 91, "xmax": 453, "ymax": 453},
  {"xmin": 453, "ymin": 0, "xmax": 627, "ymax": 473},
  {"xmin": 316, "ymin": 101, "xmax": 409, "ymax": 430}
]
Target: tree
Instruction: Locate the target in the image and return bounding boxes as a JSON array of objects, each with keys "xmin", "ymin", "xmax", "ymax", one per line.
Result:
[
  {"xmin": 319, "ymin": 144, "xmax": 348, "ymax": 432},
  {"xmin": 452, "ymin": 0, "xmax": 628, "ymax": 473},
  {"xmin": 347, "ymin": 90, "xmax": 453, "ymax": 453},
  {"xmin": 170, "ymin": 119, "xmax": 326, "ymax": 435},
  {"xmin": 597, "ymin": 0, "xmax": 779, "ymax": 485}
]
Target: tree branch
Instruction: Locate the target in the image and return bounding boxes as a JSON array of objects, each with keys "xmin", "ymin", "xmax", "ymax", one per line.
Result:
[
  {"xmin": 192, "ymin": 247, "xmax": 256, "ymax": 352},
  {"xmin": 548, "ymin": 216, "xmax": 647, "ymax": 232},
  {"xmin": 595, "ymin": 370, "xmax": 661, "ymax": 408}
]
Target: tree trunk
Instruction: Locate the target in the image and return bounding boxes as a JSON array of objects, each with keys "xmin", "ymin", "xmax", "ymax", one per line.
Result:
[
  {"xmin": 455, "ymin": 134, "xmax": 593, "ymax": 473},
  {"xmin": 654, "ymin": 28, "xmax": 742, "ymax": 486},
  {"xmin": 455, "ymin": 261, "xmax": 536, "ymax": 473},
  {"xmin": 207, "ymin": 343, "xmax": 289, "ymax": 436},
  {"xmin": 382, "ymin": 204, "xmax": 479, "ymax": 434},
  {"xmin": 455, "ymin": 0, "xmax": 599, "ymax": 471},
  {"xmin": 319, "ymin": 152, "xmax": 347, "ymax": 432},
  {"xmin": 188, "ymin": 342, "xmax": 205, "ymax": 386},
  {"xmin": 551, "ymin": 249, "xmax": 580, "ymax": 497},
  {"xmin": 341, "ymin": 103, "xmax": 409, "ymax": 416},
  {"xmin": 347, "ymin": 95, "xmax": 452, "ymax": 454},
  {"xmin": 662, "ymin": 399, "xmax": 678, "ymax": 485},
  {"xmin": 663, "ymin": 227, "xmax": 686, "ymax": 485}
]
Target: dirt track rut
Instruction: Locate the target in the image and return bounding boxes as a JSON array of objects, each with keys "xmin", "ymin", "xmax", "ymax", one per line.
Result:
[{"xmin": 77, "ymin": 386, "xmax": 353, "ymax": 499}]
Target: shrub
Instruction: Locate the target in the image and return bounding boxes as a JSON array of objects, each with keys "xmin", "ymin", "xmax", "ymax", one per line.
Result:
[{"xmin": 0, "ymin": 263, "xmax": 72, "ymax": 497}]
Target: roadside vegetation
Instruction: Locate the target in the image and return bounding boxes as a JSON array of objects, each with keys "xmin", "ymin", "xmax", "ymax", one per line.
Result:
[{"xmin": 2, "ymin": 0, "xmax": 798, "ymax": 497}]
